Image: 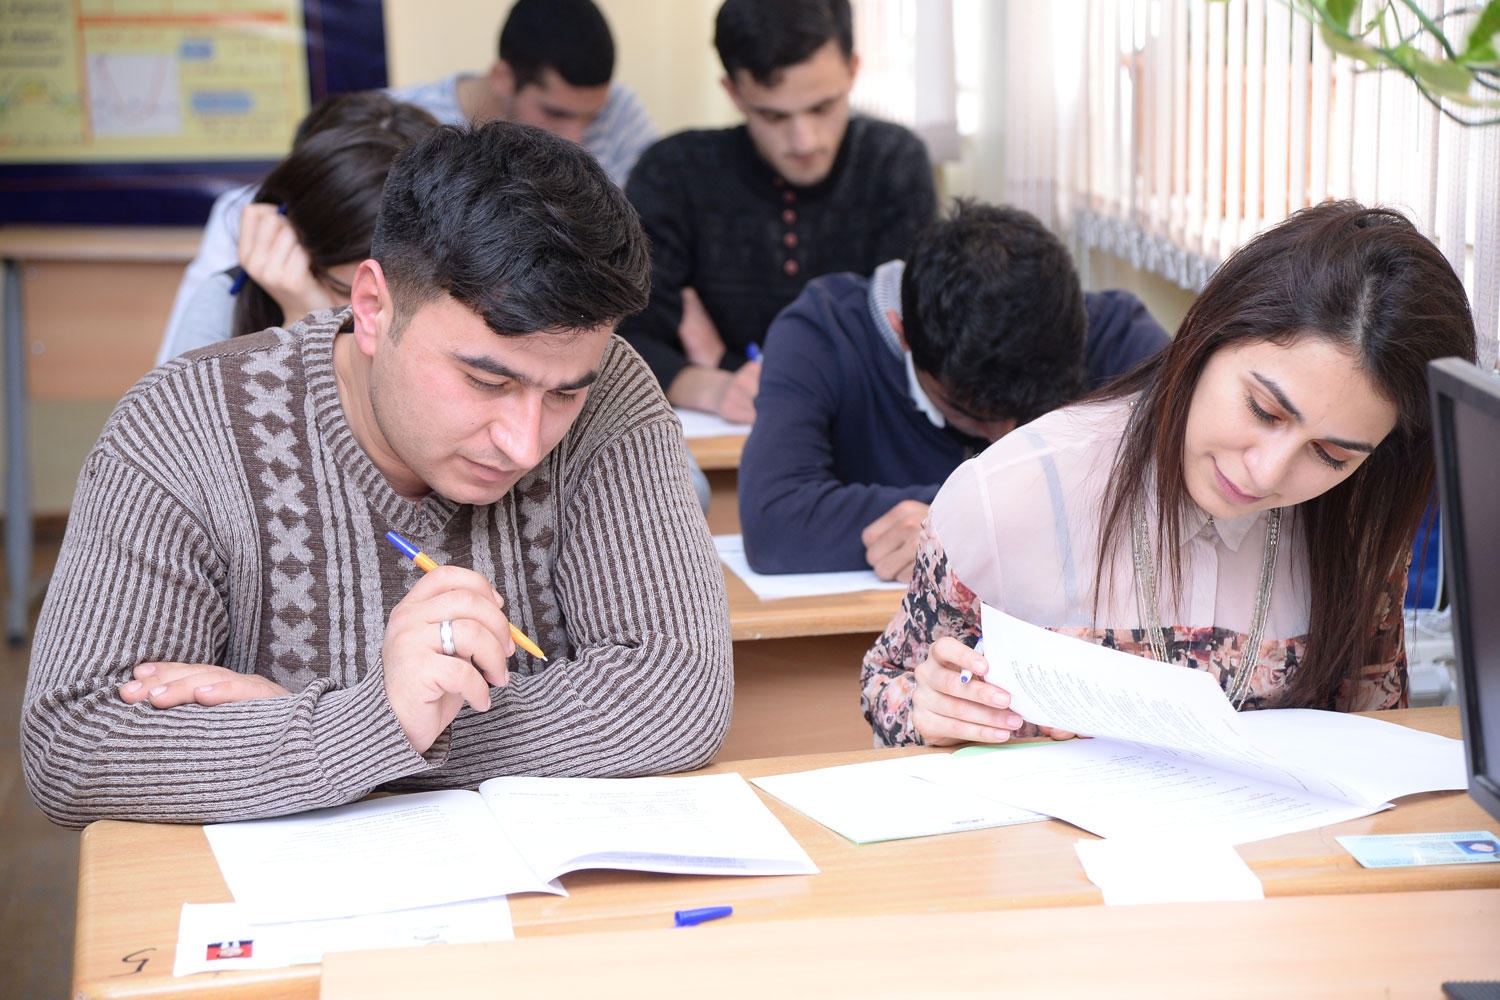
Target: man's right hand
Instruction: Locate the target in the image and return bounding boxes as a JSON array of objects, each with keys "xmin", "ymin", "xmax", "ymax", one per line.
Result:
[
  {"xmin": 380, "ymin": 564, "xmax": 515, "ymax": 753},
  {"xmin": 665, "ymin": 362, "xmax": 761, "ymax": 425},
  {"xmin": 717, "ymin": 360, "xmax": 760, "ymax": 423},
  {"xmin": 860, "ymin": 500, "xmax": 930, "ymax": 583}
]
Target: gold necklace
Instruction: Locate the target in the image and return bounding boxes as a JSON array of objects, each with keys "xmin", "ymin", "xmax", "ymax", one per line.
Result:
[{"xmin": 1131, "ymin": 494, "xmax": 1282, "ymax": 708}]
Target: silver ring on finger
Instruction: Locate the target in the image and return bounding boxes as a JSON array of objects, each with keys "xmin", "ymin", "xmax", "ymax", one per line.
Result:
[{"xmin": 439, "ymin": 619, "xmax": 457, "ymax": 657}]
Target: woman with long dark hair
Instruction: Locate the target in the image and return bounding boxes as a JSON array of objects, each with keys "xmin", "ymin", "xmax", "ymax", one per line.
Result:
[
  {"xmin": 158, "ymin": 92, "xmax": 437, "ymax": 359},
  {"xmin": 862, "ymin": 200, "xmax": 1478, "ymax": 746}
]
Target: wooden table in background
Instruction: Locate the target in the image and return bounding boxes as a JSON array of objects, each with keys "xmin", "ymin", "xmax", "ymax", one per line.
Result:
[
  {"xmin": 320, "ymin": 889, "xmax": 1500, "ymax": 999},
  {"xmin": 1, "ymin": 225, "xmax": 199, "ymax": 643},
  {"xmin": 71, "ymin": 708, "xmax": 1500, "ymax": 1000},
  {"xmin": 684, "ymin": 433, "xmax": 746, "ymax": 472},
  {"xmin": 718, "ymin": 564, "xmax": 903, "ymax": 760}
]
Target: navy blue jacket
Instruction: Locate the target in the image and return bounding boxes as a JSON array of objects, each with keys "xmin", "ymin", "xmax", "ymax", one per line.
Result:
[{"xmin": 738, "ymin": 275, "xmax": 1169, "ymax": 573}]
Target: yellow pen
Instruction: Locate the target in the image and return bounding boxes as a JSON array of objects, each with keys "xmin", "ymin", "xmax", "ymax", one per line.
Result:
[{"xmin": 384, "ymin": 530, "xmax": 548, "ymax": 660}]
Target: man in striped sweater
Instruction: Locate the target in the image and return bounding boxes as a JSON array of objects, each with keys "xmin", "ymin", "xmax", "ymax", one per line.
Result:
[{"xmin": 22, "ymin": 122, "xmax": 733, "ymax": 829}]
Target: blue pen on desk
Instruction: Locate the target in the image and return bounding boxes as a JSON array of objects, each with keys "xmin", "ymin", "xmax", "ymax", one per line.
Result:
[
  {"xmin": 674, "ymin": 905, "xmax": 732, "ymax": 927},
  {"xmin": 745, "ymin": 343, "xmax": 762, "ymax": 363}
]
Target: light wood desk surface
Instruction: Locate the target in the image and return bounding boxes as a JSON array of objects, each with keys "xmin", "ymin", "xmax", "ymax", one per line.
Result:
[
  {"xmin": 685, "ymin": 433, "xmax": 747, "ymax": 471},
  {"xmin": 71, "ymin": 708, "xmax": 1500, "ymax": 1000},
  {"xmin": 321, "ymin": 888, "xmax": 1500, "ymax": 1000},
  {"xmin": 0, "ymin": 225, "xmax": 202, "ymax": 264},
  {"xmin": 723, "ymin": 562, "xmax": 903, "ymax": 641}
]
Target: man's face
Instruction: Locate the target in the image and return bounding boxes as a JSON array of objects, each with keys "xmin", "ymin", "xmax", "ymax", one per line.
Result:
[
  {"xmin": 723, "ymin": 40, "xmax": 857, "ymax": 187},
  {"xmin": 349, "ymin": 266, "xmax": 612, "ymax": 504},
  {"xmin": 492, "ymin": 63, "xmax": 609, "ymax": 145}
]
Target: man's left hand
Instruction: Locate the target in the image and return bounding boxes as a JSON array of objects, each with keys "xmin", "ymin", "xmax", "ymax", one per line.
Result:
[
  {"xmin": 861, "ymin": 499, "xmax": 931, "ymax": 583},
  {"xmin": 119, "ymin": 662, "xmax": 290, "ymax": 708}
]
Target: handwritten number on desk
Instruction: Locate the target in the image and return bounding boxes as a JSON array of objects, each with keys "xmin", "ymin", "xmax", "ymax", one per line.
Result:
[{"xmin": 111, "ymin": 947, "xmax": 155, "ymax": 976}]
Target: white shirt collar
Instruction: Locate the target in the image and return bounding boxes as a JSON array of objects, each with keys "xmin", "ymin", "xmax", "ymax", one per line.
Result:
[
  {"xmin": 868, "ymin": 259, "xmax": 945, "ymax": 429},
  {"xmin": 1182, "ymin": 503, "xmax": 1262, "ymax": 552}
]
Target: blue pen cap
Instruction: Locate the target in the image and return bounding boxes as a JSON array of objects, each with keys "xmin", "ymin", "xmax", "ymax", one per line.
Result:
[{"xmin": 673, "ymin": 905, "xmax": 733, "ymax": 927}]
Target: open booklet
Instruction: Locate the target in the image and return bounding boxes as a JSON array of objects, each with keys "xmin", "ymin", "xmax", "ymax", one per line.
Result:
[
  {"xmin": 204, "ymin": 772, "xmax": 818, "ymax": 923},
  {"xmin": 910, "ymin": 606, "xmax": 1468, "ymax": 845}
]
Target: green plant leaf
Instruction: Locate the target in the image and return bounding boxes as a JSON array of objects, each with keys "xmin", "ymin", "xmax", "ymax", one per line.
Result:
[
  {"xmin": 1325, "ymin": 0, "xmax": 1361, "ymax": 31},
  {"xmin": 1318, "ymin": 23, "xmax": 1386, "ymax": 66},
  {"xmin": 1460, "ymin": 0, "xmax": 1500, "ymax": 65},
  {"xmin": 1406, "ymin": 48, "xmax": 1477, "ymax": 96}
]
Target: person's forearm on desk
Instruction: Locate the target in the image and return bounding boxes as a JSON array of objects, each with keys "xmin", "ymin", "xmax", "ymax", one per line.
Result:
[{"xmin": 667, "ymin": 363, "xmax": 760, "ymax": 423}]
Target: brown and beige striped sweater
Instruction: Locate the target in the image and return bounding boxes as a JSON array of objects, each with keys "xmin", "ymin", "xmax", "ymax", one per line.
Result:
[{"xmin": 22, "ymin": 310, "xmax": 733, "ymax": 829}]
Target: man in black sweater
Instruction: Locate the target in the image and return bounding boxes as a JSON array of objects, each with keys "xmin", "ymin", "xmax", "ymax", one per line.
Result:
[{"xmin": 621, "ymin": 0, "xmax": 937, "ymax": 423}]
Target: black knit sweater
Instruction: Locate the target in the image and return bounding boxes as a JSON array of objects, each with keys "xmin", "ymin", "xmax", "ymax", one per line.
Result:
[{"xmin": 620, "ymin": 117, "xmax": 937, "ymax": 388}]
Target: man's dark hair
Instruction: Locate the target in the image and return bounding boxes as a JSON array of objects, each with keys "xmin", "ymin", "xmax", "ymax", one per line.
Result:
[
  {"xmin": 901, "ymin": 200, "xmax": 1087, "ymax": 427},
  {"xmin": 499, "ymin": 0, "xmax": 615, "ymax": 90},
  {"xmin": 714, "ymin": 0, "xmax": 854, "ymax": 86},
  {"xmin": 371, "ymin": 121, "xmax": 650, "ymax": 337}
]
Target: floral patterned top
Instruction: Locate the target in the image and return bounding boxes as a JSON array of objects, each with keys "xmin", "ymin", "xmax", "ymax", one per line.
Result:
[{"xmin": 860, "ymin": 398, "xmax": 1409, "ymax": 747}]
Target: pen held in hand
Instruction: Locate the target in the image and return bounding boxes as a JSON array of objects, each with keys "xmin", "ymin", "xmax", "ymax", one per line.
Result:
[{"xmin": 384, "ymin": 530, "xmax": 548, "ymax": 660}]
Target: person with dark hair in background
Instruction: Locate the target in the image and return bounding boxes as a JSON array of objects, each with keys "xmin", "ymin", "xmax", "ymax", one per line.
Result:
[
  {"xmin": 156, "ymin": 93, "xmax": 438, "ymax": 362},
  {"xmin": 738, "ymin": 201, "xmax": 1170, "ymax": 582},
  {"xmin": 621, "ymin": 0, "xmax": 937, "ymax": 424},
  {"xmin": 394, "ymin": 0, "xmax": 655, "ymax": 185},
  {"xmin": 160, "ymin": 0, "xmax": 654, "ymax": 361},
  {"xmin": 23, "ymin": 122, "xmax": 732, "ymax": 828},
  {"xmin": 861, "ymin": 201, "xmax": 1478, "ymax": 748}
]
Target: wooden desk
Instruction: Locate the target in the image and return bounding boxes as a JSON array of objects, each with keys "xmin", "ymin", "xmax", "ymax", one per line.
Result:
[
  {"xmin": 723, "ymin": 565, "xmax": 902, "ymax": 642},
  {"xmin": 684, "ymin": 432, "xmax": 747, "ymax": 535},
  {"xmin": 321, "ymin": 889, "xmax": 1500, "ymax": 999},
  {"xmin": 719, "ymin": 564, "xmax": 902, "ymax": 760},
  {"xmin": 685, "ymin": 433, "xmax": 746, "ymax": 472},
  {"xmin": 1, "ymin": 225, "xmax": 200, "ymax": 642},
  {"xmin": 71, "ymin": 708, "xmax": 1500, "ymax": 1000}
]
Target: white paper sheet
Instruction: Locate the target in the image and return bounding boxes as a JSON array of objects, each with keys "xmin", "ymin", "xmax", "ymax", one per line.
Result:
[
  {"xmin": 1074, "ymin": 838, "xmax": 1265, "ymax": 905},
  {"xmin": 675, "ymin": 408, "xmax": 752, "ymax": 439},
  {"xmin": 172, "ymin": 898, "xmax": 513, "ymax": 977},
  {"xmin": 965, "ymin": 608, "xmax": 1467, "ymax": 841},
  {"xmin": 204, "ymin": 790, "xmax": 558, "ymax": 923},
  {"xmin": 715, "ymin": 534, "xmax": 907, "ymax": 599},
  {"xmin": 978, "ymin": 606, "xmax": 1452, "ymax": 802},
  {"xmin": 751, "ymin": 754, "xmax": 1047, "ymax": 844},
  {"xmin": 939, "ymin": 738, "xmax": 1389, "ymax": 845},
  {"xmin": 479, "ymin": 773, "xmax": 819, "ymax": 877},
  {"xmin": 205, "ymin": 774, "xmax": 817, "ymax": 926}
]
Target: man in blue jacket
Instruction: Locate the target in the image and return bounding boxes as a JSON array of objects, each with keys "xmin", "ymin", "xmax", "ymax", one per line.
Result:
[{"xmin": 739, "ymin": 201, "xmax": 1170, "ymax": 582}]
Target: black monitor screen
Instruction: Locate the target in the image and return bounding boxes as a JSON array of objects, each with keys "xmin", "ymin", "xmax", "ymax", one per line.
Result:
[{"xmin": 1430, "ymin": 357, "xmax": 1500, "ymax": 824}]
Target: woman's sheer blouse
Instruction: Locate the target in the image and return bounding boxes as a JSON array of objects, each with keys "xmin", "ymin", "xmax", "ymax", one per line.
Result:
[{"xmin": 861, "ymin": 397, "xmax": 1409, "ymax": 746}]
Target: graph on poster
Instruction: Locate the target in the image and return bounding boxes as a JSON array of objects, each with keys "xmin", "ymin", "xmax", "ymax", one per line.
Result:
[{"xmin": 0, "ymin": 0, "xmax": 310, "ymax": 163}]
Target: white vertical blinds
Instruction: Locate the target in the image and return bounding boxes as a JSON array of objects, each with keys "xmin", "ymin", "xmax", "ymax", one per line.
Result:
[
  {"xmin": 849, "ymin": 0, "xmax": 961, "ymax": 161},
  {"xmin": 993, "ymin": 0, "xmax": 1500, "ymax": 370}
]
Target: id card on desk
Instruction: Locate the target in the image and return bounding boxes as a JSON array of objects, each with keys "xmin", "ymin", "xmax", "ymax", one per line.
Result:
[{"xmin": 1336, "ymin": 831, "xmax": 1500, "ymax": 868}]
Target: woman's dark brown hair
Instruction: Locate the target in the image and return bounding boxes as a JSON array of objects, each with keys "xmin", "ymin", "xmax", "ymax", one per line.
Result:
[
  {"xmin": 1093, "ymin": 200, "xmax": 1477, "ymax": 709},
  {"xmin": 232, "ymin": 92, "xmax": 437, "ymax": 336}
]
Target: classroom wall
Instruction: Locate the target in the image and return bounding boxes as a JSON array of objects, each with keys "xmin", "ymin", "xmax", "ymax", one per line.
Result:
[{"xmin": 10, "ymin": 1, "xmax": 1189, "ymax": 517}]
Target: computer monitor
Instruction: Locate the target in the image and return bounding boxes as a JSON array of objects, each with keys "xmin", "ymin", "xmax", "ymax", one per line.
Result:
[{"xmin": 1429, "ymin": 357, "xmax": 1500, "ymax": 825}]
